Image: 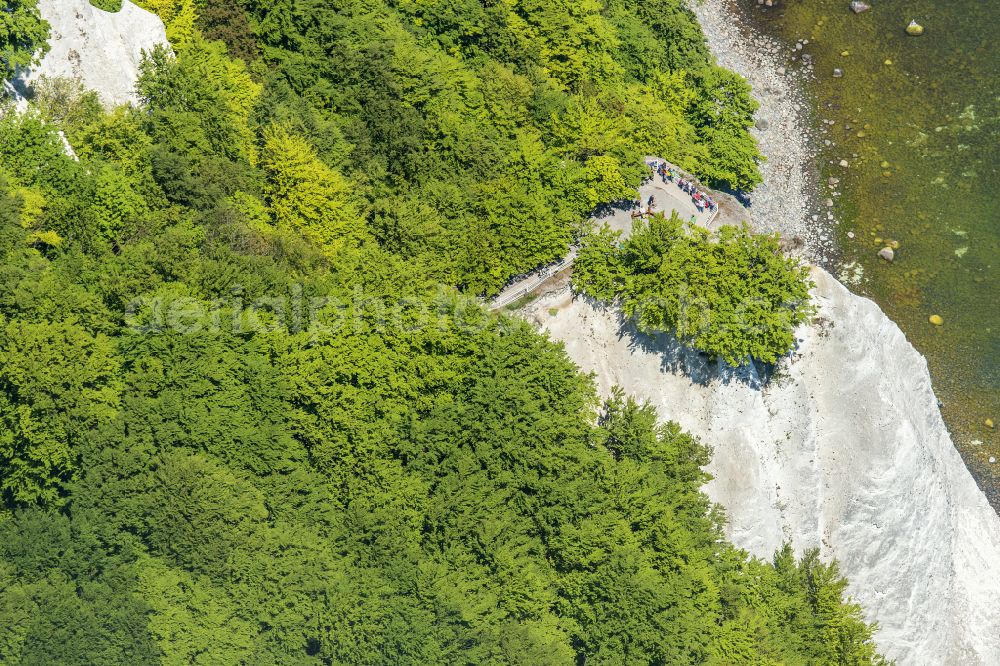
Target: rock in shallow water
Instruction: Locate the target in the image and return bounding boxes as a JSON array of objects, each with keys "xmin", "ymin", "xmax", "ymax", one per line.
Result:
[
  {"xmin": 907, "ymin": 20, "xmax": 925, "ymax": 36},
  {"xmin": 878, "ymin": 247, "xmax": 895, "ymax": 262},
  {"xmin": 850, "ymin": 1, "xmax": 871, "ymax": 14}
]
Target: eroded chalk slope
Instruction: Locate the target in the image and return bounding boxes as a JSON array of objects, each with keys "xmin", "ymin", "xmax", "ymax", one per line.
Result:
[{"xmin": 523, "ymin": 269, "xmax": 1000, "ymax": 664}]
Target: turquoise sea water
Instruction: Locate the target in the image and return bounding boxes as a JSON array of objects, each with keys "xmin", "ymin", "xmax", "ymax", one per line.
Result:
[{"xmin": 745, "ymin": 0, "xmax": 999, "ymax": 505}]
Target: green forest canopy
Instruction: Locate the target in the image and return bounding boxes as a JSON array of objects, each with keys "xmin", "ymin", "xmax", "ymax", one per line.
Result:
[
  {"xmin": 0, "ymin": 0, "xmax": 886, "ymax": 663},
  {"xmin": 126, "ymin": 0, "xmax": 766, "ymax": 296},
  {"xmin": 573, "ymin": 214, "xmax": 815, "ymax": 366},
  {"xmin": 0, "ymin": 0, "xmax": 49, "ymax": 80}
]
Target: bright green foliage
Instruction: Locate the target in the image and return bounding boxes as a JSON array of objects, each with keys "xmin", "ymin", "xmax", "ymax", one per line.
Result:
[
  {"xmin": 92, "ymin": 166, "xmax": 149, "ymax": 244},
  {"xmin": 574, "ymin": 214, "xmax": 815, "ymax": 365},
  {"xmin": 584, "ymin": 155, "xmax": 635, "ymax": 210},
  {"xmin": 690, "ymin": 67, "xmax": 764, "ymax": 191},
  {"xmin": 707, "ymin": 545, "xmax": 889, "ymax": 666},
  {"xmin": 74, "ymin": 107, "xmax": 154, "ymax": 174},
  {"xmin": 0, "ymin": 0, "xmax": 49, "ymax": 81},
  {"xmin": 509, "ymin": 0, "xmax": 623, "ymax": 91},
  {"xmin": 29, "ymin": 76, "xmax": 103, "ymax": 138},
  {"xmin": 573, "ymin": 223, "xmax": 626, "ymax": 300},
  {"xmin": 89, "ymin": 0, "xmax": 124, "ymax": 11},
  {"xmin": 0, "ymin": 193, "xmax": 883, "ymax": 665},
  {"xmin": 261, "ymin": 124, "xmax": 363, "ymax": 255},
  {"xmin": 137, "ymin": 554, "xmax": 257, "ymax": 665},
  {"xmin": 0, "ymin": 2, "xmax": 883, "ymax": 664},
  {"xmin": 550, "ymin": 96, "xmax": 626, "ymax": 160},
  {"xmin": 0, "ymin": 319, "xmax": 121, "ymax": 504},
  {"xmin": 132, "ymin": 0, "xmax": 198, "ymax": 46},
  {"xmin": 237, "ymin": 0, "xmax": 762, "ymax": 293},
  {"xmin": 137, "ymin": 39, "xmax": 260, "ymax": 165}
]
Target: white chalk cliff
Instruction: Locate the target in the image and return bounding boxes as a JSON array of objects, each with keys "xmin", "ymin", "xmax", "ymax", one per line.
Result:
[
  {"xmin": 10, "ymin": 0, "xmax": 168, "ymax": 107},
  {"xmin": 522, "ymin": 270, "xmax": 1000, "ymax": 664},
  {"xmin": 11, "ymin": 2, "xmax": 1000, "ymax": 663}
]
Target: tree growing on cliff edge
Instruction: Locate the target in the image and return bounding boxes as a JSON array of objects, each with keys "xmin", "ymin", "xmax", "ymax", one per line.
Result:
[
  {"xmin": 573, "ymin": 213, "xmax": 814, "ymax": 366},
  {"xmin": 0, "ymin": 0, "xmax": 49, "ymax": 82}
]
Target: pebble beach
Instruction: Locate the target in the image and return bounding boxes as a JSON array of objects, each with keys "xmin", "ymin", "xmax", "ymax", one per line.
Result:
[{"xmin": 688, "ymin": 0, "xmax": 839, "ymax": 265}]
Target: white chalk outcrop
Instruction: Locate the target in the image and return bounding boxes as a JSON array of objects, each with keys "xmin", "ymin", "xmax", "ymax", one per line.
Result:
[
  {"xmin": 521, "ymin": 272, "xmax": 1000, "ymax": 664},
  {"xmin": 10, "ymin": 0, "xmax": 168, "ymax": 107}
]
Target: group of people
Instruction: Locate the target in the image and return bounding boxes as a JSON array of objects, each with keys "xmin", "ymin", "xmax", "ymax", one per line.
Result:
[
  {"xmin": 650, "ymin": 160, "xmax": 718, "ymax": 214},
  {"xmin": 655, "ymin": 162, "xmax": 680, "ymax": 184},
  {"xmin": 677, "ymin": 178, "xmax": 717, "ymax": 213},
  {"xmin": 632, "ymin": 195, "xmax": 657, "ymax": 218}
]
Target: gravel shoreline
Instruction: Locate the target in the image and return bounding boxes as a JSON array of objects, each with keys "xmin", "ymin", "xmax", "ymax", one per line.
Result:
[{"xmin": 689, "ymin": 0, "xmax": 838, "ymax": 266}]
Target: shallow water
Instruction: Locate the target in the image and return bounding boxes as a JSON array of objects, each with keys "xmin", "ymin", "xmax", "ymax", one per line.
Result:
[{"xmin": 744, "ymin": 0, "xmax": 999, "ymax": 506}]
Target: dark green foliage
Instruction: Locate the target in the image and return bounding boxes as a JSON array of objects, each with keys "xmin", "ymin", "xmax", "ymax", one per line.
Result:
[
  {"xmin": 0, "ymin": 2, "xmax": 883, "ymax": 664},
  {"xmin": 574, "ymin": 213, "xmax": 815, "ymax": 365},
  {"xmin": 0, "ymin": 0, "xmax": 49, "ymax": 81},
  {"xmin": 0, "ymin": 509, "xmax": 158, "ymax": 665},
  {"xmin": 238, "ymin": 0, "xmax": 762, "ymax": 294},
  {"xmin": 89, "ymin": 0, "xmax": 124, "ymax": 11},
  {"xmin": 194, "ymin": 0, "xmax": 260, "ymax": 62}
]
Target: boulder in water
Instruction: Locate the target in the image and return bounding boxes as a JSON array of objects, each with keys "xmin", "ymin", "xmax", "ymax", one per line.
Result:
[
  {"xmin": 850, "ymin": 1, "xmax": 871, "ymax": 14},
  {"xmin": 906, "ymin": 20, "xmax": 925, "ymax": 36},
  {"xmin": 878, "ymin": 247, "xmax": 895, "ymax": 262}
]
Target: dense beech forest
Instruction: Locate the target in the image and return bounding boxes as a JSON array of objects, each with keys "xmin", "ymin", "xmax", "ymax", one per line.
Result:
[{"xmin": 0, "ymin": 0, "xmax": 887, "ymax": 663}]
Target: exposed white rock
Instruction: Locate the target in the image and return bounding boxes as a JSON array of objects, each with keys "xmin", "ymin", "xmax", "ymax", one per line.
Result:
[
  {"xmin": 521, "ymin": 272, "xmax": 1000, "ymax": 664},
  {"xmin": 11, "ymin": 0, "xmax": 168, "ymax": 108},
  {"xmin": 668, "ymin": 7, "xmax": 1000, "ymax": 660}
]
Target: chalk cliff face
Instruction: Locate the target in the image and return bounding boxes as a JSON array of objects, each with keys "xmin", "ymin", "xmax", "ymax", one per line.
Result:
[
  {"xmin": 522, "ymin": 269, "xmax": 1000, "ymax": 665},
  {"xmin": 10, "ymin": 3, "xmax": 1000, "ymax": 663},
  {"xmin": 12, "ymin": 0, "xmax": 168, "ymax": 107}
]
